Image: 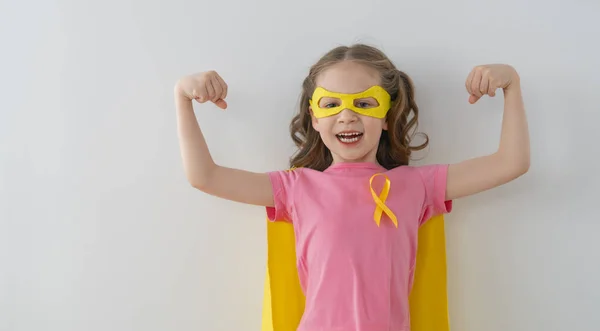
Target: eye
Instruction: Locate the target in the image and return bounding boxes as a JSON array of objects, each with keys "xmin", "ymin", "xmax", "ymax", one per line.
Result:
[
  {"xmin": 355, "ymin": 97, "xmax": 379, "ymax": 108},
  {"xmin": 356, "ymin": 101, "xmax": 374, "ymax": 108},
  {"xmin": 319, "ymin": 98, "xmax": 340, "ymax": 108}
]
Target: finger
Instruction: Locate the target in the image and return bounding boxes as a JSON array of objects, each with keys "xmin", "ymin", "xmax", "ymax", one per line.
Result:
[
  {"xmin": 471, "ymin": 68, "xmax": 483, "ymax": 97},
  {"xmin": 480, "ymin": 71, "xmax": 490, "ymax": 96},
  {"xmin": 195, "ymin": 85, "xmax": 209, "ymax": 103},
  {"xmin": 465, "ymin": 69, "xmax": 475, "ymax": 95},
  {"xmin": 488, "ymin": 84, "xmax": 496, "ymax": 97},
  {"xmin": 215, "ymin": 74, "xmax": 228, "ymax": 100},
  {"xmin": 214, "ymin": 99, "xmax": 228, "ymax": 109},
  {"xmin": 469, "ymin": 94, "xmax": 481, "ymax": 104},
  {"xmin": 210, "ymin": 78, "xmax": 222, "ymax": 102},
  {"xmin": 206, "ymin": 79, "xmax": 216, "ymax": 101}
]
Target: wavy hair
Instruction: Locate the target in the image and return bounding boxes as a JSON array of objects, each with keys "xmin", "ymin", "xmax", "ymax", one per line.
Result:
[{"xmin": 289, "ymin": 44, "xmax": 428, "ymax": 171}]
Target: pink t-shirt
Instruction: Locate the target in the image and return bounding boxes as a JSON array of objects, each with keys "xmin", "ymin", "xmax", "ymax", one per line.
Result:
[{"xmin": 266, "ymin": 162, "xmax": 452, "ymax": 331}]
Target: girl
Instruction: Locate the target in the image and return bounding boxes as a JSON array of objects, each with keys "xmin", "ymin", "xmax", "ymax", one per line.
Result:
[{"xmin": 174, "ymin": 44, "xmax": 530, "ymax": 331}]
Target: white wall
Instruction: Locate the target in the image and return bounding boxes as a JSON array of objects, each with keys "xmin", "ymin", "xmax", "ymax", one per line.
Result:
[{"xmin": 2, "ymin": 0, "xmax": 599, "ymax": 330}]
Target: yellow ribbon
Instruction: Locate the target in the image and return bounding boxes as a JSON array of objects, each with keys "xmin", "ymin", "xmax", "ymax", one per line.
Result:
[{"xmin": 369, "ymin": 173, "xmax": 398, "ymax": 227}]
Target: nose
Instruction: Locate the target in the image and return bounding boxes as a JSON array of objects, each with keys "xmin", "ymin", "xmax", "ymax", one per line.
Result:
[{"xmin": 337, "ymin": 108, "xmax": 358, "ymax": 124}]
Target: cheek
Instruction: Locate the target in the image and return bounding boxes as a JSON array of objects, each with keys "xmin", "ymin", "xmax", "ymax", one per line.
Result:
[
  {"xmin": 311, "ymin": 114, "xmax": 321, "ymax": 132},
  {"xmin": 314, "ymin": 117, "xmax": 336, "ymax": 133},
  {"xmin": 363, "ymin": 118, "xmax": 386, "ymax": 135}
]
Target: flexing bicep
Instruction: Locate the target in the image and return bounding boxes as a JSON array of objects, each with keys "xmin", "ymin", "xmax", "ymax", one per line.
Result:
[
  {"xmin": 447, "ymin": 71, "xmax": 529, "ymax": 201},
  {"xmin": 446, "ymin": 153, "xmax": 528, "ymax": 201},
  {"xmin": 194, "ymin": 165, "xmax": 274, "ymax": 207}
]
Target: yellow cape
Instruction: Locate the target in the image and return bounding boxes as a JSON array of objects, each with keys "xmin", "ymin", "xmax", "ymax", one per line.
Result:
[{"xmin": 261, "ymin": 214, "xmax": 450, "ymax": 331}]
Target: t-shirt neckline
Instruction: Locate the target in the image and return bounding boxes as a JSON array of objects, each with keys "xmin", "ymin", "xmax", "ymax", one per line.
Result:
[{"xmin": 324, "ymin": 162, "xmax": 385, "ymax": 173}]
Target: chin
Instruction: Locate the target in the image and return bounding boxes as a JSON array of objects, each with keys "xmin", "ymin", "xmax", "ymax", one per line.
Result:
[
  {"xmin": 331, "ymin": 149, "xmax": 373, "ymax": 163},
  {"xmin": 323, "ymin": 135, "xmax": 378, "ymax": 163}
]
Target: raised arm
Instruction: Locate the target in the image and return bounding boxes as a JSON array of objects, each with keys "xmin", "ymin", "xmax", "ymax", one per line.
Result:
[
  {"xmin": 175, "ymin": 71, "xmax": 274, "ymax": 207},
  {"xmin": 446, "ymin": 64, "xmax": 530, "ymax": 201}
]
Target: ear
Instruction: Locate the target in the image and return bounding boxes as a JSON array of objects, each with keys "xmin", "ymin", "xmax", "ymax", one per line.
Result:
[
  {"xmin": 309, "ymin": 106, "xmax": 320, "ymax": 132},
  {"xmin": 382, "ymin": 118, "xmax": 388, "ymax": 131}
]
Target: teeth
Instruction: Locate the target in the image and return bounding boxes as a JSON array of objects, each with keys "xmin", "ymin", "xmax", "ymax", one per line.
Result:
[
  {"xmin": 336, "ymin": 132, "xmax": 362, "ymax": 143},
  {"xmin": 339, "ymin": 136, "xmax": 360, "ymax": 143}
]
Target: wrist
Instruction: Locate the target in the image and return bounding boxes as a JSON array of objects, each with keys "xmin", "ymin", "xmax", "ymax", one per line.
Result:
[
  {"xmin": 504, "ymin": 68, "xmax": 521, "ymax": 91},
  {"xmin": 504, "ymin": 81, "xmax": 521, "ymax": 96},
  {"xmin": 175, "ymin": 94, "xmax": 194, "ymax": 114},
  {"xmin": 174, "ymin": 88, "xmax": 192, "ymax": 105},
  {"xmin": 174, "ymin": 80, "xmax": 192, "ymax": 99}
]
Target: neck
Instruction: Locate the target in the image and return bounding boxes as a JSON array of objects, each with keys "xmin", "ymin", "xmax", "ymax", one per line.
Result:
[{"xmin": 330, "ymin": 151, "xmax": 379, "ymax": 166}]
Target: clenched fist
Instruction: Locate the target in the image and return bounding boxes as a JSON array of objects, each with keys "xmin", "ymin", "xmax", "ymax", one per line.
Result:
[
  {"xmin": 175, "ymin": 71, "xmax": 228, "ymax": 109},
  {"xmin": 465, "ymin": 64, "xmax": 520, "ymax": 104}
]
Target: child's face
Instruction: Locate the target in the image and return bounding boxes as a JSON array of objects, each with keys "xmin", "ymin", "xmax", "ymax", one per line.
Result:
[{"xmin": 310, "ymin": 60, "xmax": 388, "ymax": 165}]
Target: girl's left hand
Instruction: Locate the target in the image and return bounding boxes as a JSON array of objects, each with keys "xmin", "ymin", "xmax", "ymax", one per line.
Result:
[{"xmin": 465, "ymin": 64, "xmax": 520, "ymax": 104}]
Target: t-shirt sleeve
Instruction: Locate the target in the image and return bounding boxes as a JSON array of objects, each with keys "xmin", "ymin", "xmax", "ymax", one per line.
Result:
[
  {"xmin": 416, "ymin": 164, "xmax": 453, "ymax": 225},
  {"xmin": 265, "ymin": 168, "xmax": 301, "ymax": 222}
]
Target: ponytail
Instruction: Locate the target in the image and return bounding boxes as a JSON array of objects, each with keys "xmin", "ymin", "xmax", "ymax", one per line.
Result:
[{"xmin": 375, "ymin": 68, "xmax": 428, "ymax": 169}]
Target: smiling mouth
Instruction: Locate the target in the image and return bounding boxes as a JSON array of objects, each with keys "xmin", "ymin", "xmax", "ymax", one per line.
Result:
[{"xmin": 336, "ymin": 132, "xmax": 363, "ymax": 144}]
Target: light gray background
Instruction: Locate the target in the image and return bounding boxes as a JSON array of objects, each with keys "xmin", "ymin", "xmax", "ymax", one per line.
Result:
[{"xmin": 2, "ymin": 0, "xmax": 599, "ymax": 330}]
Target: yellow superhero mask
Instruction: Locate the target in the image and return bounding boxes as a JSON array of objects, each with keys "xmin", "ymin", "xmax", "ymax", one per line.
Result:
[{"xmin": 309, "ymin": 86, "xmax": 392, "ymax": 119}]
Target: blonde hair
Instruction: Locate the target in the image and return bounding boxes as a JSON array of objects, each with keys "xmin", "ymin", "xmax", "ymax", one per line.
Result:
[{"xmin": 289, "ymin": 44, "xmax": 428, "ymax": 171}]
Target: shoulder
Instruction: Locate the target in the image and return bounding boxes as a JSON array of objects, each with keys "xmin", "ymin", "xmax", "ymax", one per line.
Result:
[
  {"xmin": 394, "ymin": 163, "xmax": 451, "ymax": 200},
  {"xmin": 268, "ymin": 167, "xmax": 302, "ymax": 185},
  {"xmin": 387, "ymin": 164, "xmax": 449, "ymax": 180},
  {"xmin": 387, "ymin": 164, "xmax": 452, "ymax": 221},
  {"xmin": 267, "ymin": 167, "xmax": 318, "ymax": 191},
  {"xmin": 265, "ymin": 167, "xmax": 322, "ymax": 222},
  {"xmin": 268, "ymin": 167, "xmax": 309, "ymax": 180},
  {"xmin": 386, "ymin": 164, "xmax": 450, "ymax": 196}
]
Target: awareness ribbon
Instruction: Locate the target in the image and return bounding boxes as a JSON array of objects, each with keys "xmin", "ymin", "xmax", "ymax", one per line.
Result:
[{"xmin": 369, "ymin": 173, "xmax": 398, "ymax": 227}]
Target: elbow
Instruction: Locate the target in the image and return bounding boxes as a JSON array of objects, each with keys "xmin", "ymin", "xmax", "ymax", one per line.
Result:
[
  {"xmin": 520, "ymin": 157, "xmax": 531, "ymax": 175},
  {"xmin": 496, "ymin": 151, "xmax": 530, "ymax": 181},
  {"xmin": 187, "ymin": 168, "xmax": 217, "ymax": 193},
  {"xmin": 508, "ymin": 155, "xmax": 530, "ymax": 180},
  {"xmin": 190, "ymin": 179, "xmax": 209, "ymax": 192},
  {"xmin": 189, "ymin": 174, "xmax": 215, "ymax": 193},
  {"xmin": 516, "ymin": 150, "xmax": 531, "ymax": 176}
]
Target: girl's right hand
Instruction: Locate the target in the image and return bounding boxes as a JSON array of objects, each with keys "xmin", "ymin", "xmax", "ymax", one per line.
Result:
[{"xmin": 175, "ymin": 71, "xmax": 228, "ymax": 109}]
